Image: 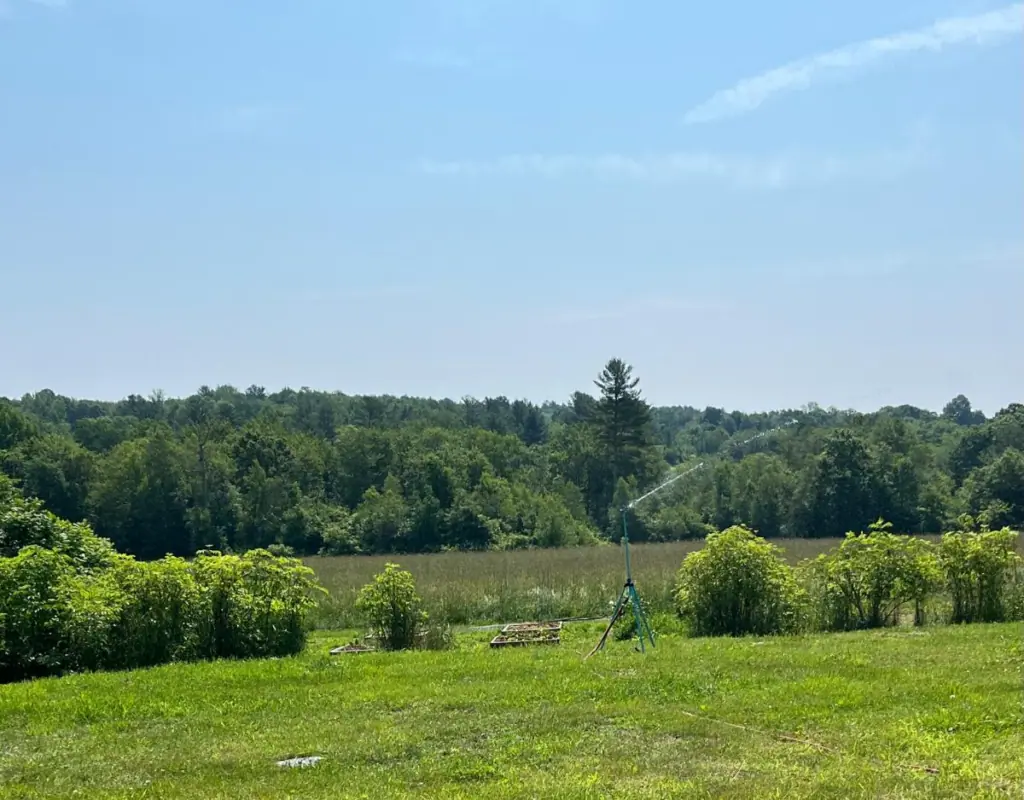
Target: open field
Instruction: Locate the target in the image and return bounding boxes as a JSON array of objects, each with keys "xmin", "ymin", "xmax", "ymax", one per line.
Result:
[
  {"xmin": 1, "ymin": 622, "xmax": 1021, "ymax": 799},
  {"xmin": 308, "ymin": 538, "xmax": 859, "ymax": 628}
]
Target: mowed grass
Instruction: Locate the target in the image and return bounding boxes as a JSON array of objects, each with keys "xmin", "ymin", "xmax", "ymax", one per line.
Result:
[
  {"xmin": 309, "ymin": 539, "xmax": 850, "ymax": 628},
  {"xmin": 1, "ymin": 622, "xmax": 1021, "ymax": 799}
]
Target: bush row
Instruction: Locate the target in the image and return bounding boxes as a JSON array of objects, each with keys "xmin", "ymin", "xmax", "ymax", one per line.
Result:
[
  {"xmin": 0, "ymin": 547, "xmax": 325, "ymax": 683},
  {"xmin": 0, "ymin": 478, "xmax": 325, "ymax": 683},
  {"xmin": 350, "ymin": 522, "xmax": 1022, "ymax": 652},
  {"xmin": 674, "ymin": 522, "xmax": 1023, "ymax": 638}
]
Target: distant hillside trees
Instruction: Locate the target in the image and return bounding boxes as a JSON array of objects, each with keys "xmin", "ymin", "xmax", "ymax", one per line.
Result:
[{"xmin": 2, "ymin": 367, "xmax": 1022, "ymax": 559}]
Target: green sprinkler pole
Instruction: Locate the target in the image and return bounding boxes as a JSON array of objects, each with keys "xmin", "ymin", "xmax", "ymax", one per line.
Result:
[{"xmin": 621, "ymin": 508, "xmax": 632, "ymax": 584}]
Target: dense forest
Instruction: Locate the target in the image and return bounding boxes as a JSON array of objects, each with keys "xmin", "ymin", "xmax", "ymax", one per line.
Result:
[{"xmin": 1, "ymin": 359, "xmax": 1021, "ymax": 560}]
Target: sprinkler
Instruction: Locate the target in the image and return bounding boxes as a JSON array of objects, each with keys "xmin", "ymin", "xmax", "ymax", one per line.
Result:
[{"xmin": 585, "ymin": 420, "xmax": 798, "ymax": 658}]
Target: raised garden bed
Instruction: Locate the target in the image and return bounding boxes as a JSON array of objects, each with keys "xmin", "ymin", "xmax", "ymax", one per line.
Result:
[{"xmin": 490, "ymin": 620, "xmax": 562, "ymax": 648}]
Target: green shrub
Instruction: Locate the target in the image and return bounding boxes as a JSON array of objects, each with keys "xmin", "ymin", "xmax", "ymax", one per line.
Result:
[
  {"xmin": 0, "ymin": 546, "xmax": 123, "ymax": 681},
  {"xmin": 63, "ymin": 570, "xmax": 126, "ymax": 673},
  {"xmin": 0, "ymin": 493, "xmax": 115, "ymax": 571},
  {"xmin": 236, "ymin": 549, "xmax": 325, "ymax": 656},
  {"xmin": 0, "ymin": 546, "xmax": 128, "ymax": 682},
  {"xmin": 674, "ymin": 526, "xmax": 807, "ymax": 637},
  {"xmin": 0, "ymin": 547, "xmax": 80, "ymax": 681},
  {"xmin": 939, "ymin": 528, "xmax": 1021, "ymax": 624},
  {"xmin": 0, "ymin": 545, "xmax": 325, "ymax": 683},
  {"xmin": 106, "ymin": 556, "xmax": 205, "ymax": 668},
  {"xmin": 803, "ymin": 522, "xmax": 941, "ymax": 631},
  {"xmin": 356, "ymin": 563, "xmax": 427, "ymax": 651},
  {"xmin": 190, "ymin": 549, "xmax": 325, "ymax": 660}
]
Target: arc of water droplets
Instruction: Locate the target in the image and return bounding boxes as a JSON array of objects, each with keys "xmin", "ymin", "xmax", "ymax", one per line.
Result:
[{"xmin": 625, "ymin": 419, "xmax": 799, "ymax": 511}]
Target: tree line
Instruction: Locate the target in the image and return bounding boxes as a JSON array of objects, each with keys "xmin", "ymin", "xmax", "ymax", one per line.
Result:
[{"xmin": 1, "ymin": 359, "xmax": 1022, "ymax": 559}]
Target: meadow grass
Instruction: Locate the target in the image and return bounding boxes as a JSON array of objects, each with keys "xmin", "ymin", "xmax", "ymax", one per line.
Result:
[
  {"xmin": 309, "ymin": 539, "xmax": 856, "ymax": 628},
  {"xmin": 1, "ymin": 621, "xmax": 1021, "ymax": 799}
]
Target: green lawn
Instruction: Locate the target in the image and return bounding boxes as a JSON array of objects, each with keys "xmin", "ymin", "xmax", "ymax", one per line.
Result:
[{"xmin": 1, "ymin": 622, "xmax": 1021, "ymax": 799}]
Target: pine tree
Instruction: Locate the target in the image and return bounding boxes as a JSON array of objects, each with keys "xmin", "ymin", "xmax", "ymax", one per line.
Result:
[
  {"xmin": 593, "ymin": 358, "xmax": 652, "ymax": 482},
  {"xmin": 520, "ymin": 407, "xmax": 548, "ymax": 446}
]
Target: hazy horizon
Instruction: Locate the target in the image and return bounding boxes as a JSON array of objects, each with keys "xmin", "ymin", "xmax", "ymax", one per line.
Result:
[{"xmin": 3, "ymin": 378, "xmax": 1008, "ymax": 418}]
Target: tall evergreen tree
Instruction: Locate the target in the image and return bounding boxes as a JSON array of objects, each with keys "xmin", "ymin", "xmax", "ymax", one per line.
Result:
[
  {"xmin": 520, "ymin": 406, "xmax": 548, "ymax": 446},
  {"xmin": 592, "ymin": 358, "xmax": 652, "ymax": 482}
]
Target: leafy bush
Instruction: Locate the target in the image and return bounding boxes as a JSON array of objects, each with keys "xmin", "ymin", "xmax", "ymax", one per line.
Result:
[
  {"xmin": 235, "ymin": 549, "xmax": 325, "ymax": 656},
  {"xmin": 356, "ymin": 563, "xmax": 427, "ymax": 651},
  {"xmin": 190, "ymin": 549, "xmax": 325, "ymax": 659},
  {"xmin": 0, "ymin": 546, "xmax": 124, "ymax": 681},
  {"xmin": 105, "ymin": 556, "xmax": 205, "ymax": 668},
  {"xmin": 0, "ymin": 546, "xmax": 81, "ymax": 682},
  {"xmin": 0, "ymin": 492, "xmax": 115, "ymax": 571},
  {"xmin": 803, "ymin": 521, "xmax": 941, "ymax": 631},
  {"xmin": 0, "ymin": 543, "xmax": 325, "ymax": 683},
  {"xmin": 62, "ymin": 569, "xmax": 126, "ymax": 674},
  {"xmin": 939, "ymin": 527, "xmax": 1021, "ymax": 624},
  {"xmin": 674, "ymin": 526, "xmax": 807, "ymax": 637}
]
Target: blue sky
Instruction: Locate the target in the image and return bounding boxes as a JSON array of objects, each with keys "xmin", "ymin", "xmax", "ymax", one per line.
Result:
[{"xmin": 1, "ymin": 0, "xmax": 1021, "ymax": 413}]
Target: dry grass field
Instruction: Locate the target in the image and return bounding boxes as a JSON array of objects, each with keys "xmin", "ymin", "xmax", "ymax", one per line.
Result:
[{"xmin": 307, "ymin": 538, "xmax": 856, "ymax": 627}]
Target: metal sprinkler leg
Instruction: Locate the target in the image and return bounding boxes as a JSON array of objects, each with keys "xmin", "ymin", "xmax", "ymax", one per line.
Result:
[
  {"xmin": 626, "ymin": 579, "xmax": 655, "ymax": 652},
  {"xmin": 584, "ymin": 509, "xmax": 656, "ymax": 659},
  {"xmin": 585, "ymin": 583, "xmax": 629, "ymax": 659},
  {"xmin": 627, "ymin": 582, "xmax": 645, "ymax": 652}
]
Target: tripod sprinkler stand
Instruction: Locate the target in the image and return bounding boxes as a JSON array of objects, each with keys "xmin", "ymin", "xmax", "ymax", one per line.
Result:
[
  {"xmin": 583, "ymin": 420, "xmax": 800, "ymax": 659},
  {"xmin": 585, "ymin": 462, "xmax": 706, "ymax": 659},
  {"xmin": 585, "ymin": 507, "xmax": 656, "ymax": 658}
]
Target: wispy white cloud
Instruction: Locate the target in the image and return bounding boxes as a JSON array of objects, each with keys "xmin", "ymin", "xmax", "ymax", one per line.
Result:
[
  {"xmin": 416, "ymin": 138, "xmax": 931, "ymax": 189},
  {"xmin": 684, "ymin": 4, "xmax": 1024, "ymax": 125}
]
